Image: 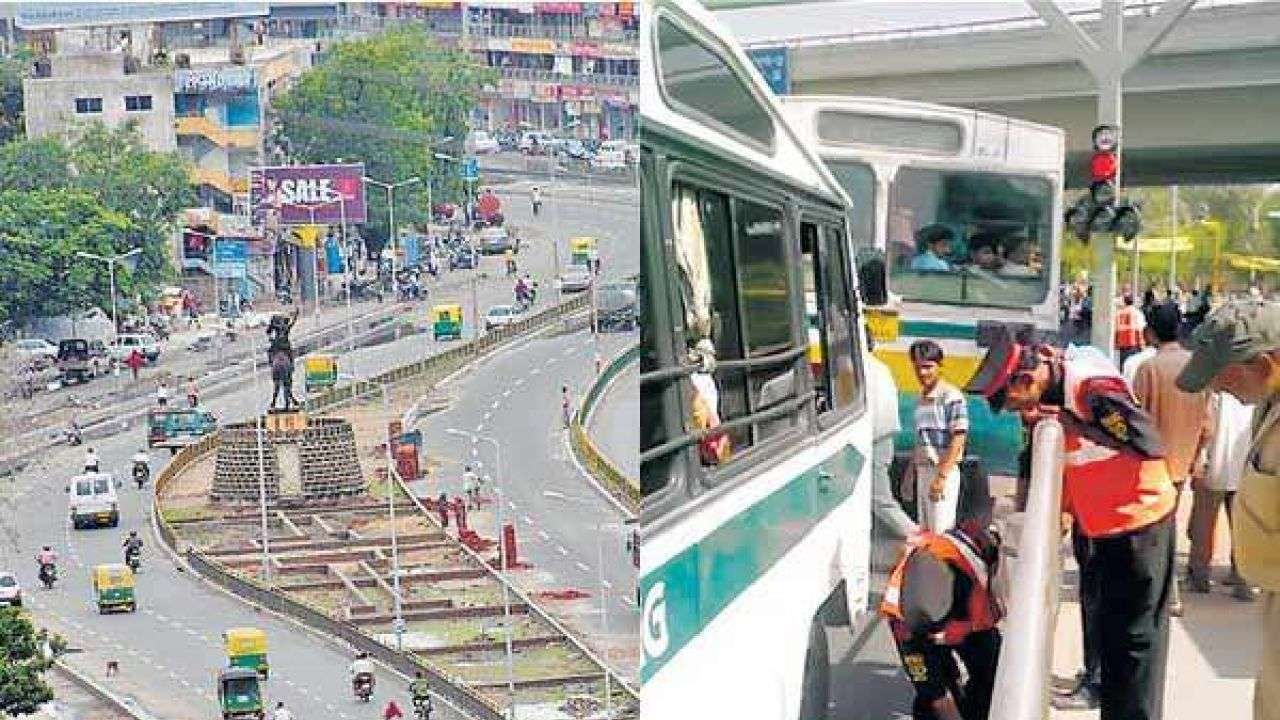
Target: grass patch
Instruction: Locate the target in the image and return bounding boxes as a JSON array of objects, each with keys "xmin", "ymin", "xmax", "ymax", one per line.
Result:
[{"xmin": 160, "ymin": 505, "xmax": 219, "ymax": 523}]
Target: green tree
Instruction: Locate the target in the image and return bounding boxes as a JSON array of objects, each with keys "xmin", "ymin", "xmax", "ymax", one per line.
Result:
[
  {"xmin": 0, "ymin": 607, "xmax": 55, "ymax": 716},
  {"xmin": 0, "ymin": 47, "xmax": 33, "ymax": 144},
  {"xmin": 0, "ymin": 137, "xmax": 70, "ymax": 193},
  {"xmin": 273, "ymin": 26, "xmax": 496, "ymax": 249}
]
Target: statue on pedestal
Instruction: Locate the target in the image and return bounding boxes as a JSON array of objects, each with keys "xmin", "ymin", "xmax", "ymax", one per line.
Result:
[{"xmin": 267, "ymin": 307, "xmax": 300, "ymax": 412}]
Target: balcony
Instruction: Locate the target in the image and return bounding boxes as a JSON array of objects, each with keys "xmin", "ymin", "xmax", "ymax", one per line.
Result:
[
  {"xmin": 495, "ymin": 66, "xmax": 638, "ymax": 87},
  {"xmin": 176, "ymin": 116, "xmax": 260, "ymax": 149},
  {"xmin": 191, "ymin": 166, "xmax": 249, "ymax": 195}
]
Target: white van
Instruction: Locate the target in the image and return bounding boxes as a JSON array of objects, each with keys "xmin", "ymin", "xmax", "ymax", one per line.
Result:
[{"xmin": 68, "ymin": 472, "xmax": 121, "ymax": 529}]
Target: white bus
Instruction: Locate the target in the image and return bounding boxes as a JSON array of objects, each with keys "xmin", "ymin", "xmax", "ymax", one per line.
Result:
[
  {"xmin": 779, "ymin": 96, "xmax": 1065, "ymax": 477},
  {"xmin": 640, "ymin": 2, "xmax": 878, "ymax": 718}
]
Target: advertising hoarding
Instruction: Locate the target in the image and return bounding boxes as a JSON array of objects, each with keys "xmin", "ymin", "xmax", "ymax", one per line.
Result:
[{"xmin": 249, "ymin": 163, "xmax": 368, "ymax": 226}]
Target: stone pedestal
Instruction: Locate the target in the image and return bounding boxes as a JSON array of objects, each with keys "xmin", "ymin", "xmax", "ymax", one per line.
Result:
[{"xmin": 211, "ymin": 415, "xmax": 365, "ymax": 503}]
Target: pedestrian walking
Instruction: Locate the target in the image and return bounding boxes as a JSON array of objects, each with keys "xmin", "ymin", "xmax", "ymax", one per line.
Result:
[
  {"xmin": 1187, "ymin": 389, "xmax": 1257, "ymax": 601},
  {"xmin": 1175, "ymin": 301, "xmax": 1280, "ymax": 720},
  {"xmin": 969, "ymin": 330, "xmax": 1176, "ymax": 720},
  {"xmin": 561, "ymin": 385, "xmax": 572, "ymax": 428},
  {"xmin": 436, "ymin": 491, "xmax": 449, "ymax": 528},
  {"xmin": 1115, "ymin": 293, "xmax": 1147, "ymax": 364},
  {"xmin": 1132, "ymin": 301, "xmax": 1212, "ymax": 617},
  {"xmin": 185, "ymin": 376, "xmax": 199, "ymax": 407},
  {"xmin": 462, "ymin": 465, "xmax": 479, "ymax": 510},
  {"xmin": 908, "ymin": 340, "xmax": 968, "ymax": 532},
  {"xmin": 126, "ymin": 349, "xmax": 144, "ymax": 381},
  {"xmin": 156, "ymin": 380, "xmax": 169, "ymax": 407}
]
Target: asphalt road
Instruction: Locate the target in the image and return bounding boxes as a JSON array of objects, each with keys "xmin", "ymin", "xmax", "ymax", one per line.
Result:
[
  {"xmin": 586, "ymin": 359, "xmax": 637, "ymax": 481},
  {"xmin": 0, "ymin": 179, "xmax": 634, "ymax": 720}
]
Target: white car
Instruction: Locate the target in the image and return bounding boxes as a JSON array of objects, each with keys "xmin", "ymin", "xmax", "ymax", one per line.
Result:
[
  {"xmin": 14, "ymin": 338, "xmax": 58, "ymax": 360},
  {"xmin": 0, "ymin": 571, "xmax": 20, "ymax": 607},
  {"xmin": 109, "ymin": 333, "xmax": 161, "ymax": 362},
  {"xmin": 519, "ymin": 131, "xmax": 554, "ymax": 154},
  {"xmin": 467, "ymin": 130, "xmax": 500, "ymax": 155},
  {"xmin": 592, "ymin": 149, "xmax": 628, "ymax": 170},
  {"xmin": 484, "ymin": 305, "xmax": 521, "ymax": 331},
  {"xmin": 558, "ymin": 264, "xmax": 594, "ymax": 293}
]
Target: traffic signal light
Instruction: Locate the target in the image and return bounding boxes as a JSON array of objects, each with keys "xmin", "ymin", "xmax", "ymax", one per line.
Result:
[{"xmin": 1063, "ymin": 124, "xmax": 1143, "ymax": 243}]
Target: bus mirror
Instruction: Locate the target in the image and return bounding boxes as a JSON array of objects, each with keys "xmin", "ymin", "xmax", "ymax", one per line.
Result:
[{"xmin": 856, "ymin": 248, "xmax": 888, "ymax": 306}]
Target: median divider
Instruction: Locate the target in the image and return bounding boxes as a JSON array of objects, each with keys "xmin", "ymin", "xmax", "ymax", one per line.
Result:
[
  {"xmin": 153, "ymin": 294, "xmax": 601, "ymax": 720},
  {"xmin": 570, "ymin": 344, "xmax": 639, "ymax": 513}
]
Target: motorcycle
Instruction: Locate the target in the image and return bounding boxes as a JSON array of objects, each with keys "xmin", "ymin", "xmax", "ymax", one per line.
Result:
[
  {"xmin": 65, "ymin": 426, "xmax": 83, "ymax": 446},
  {"xmin": 352, "ymin": 673, "xmax": 375, "ymax": 702},
  {"xmin": 124, "ymin": 546, "xmax": 141, "ymax": 573},
  {"xmin": 412, "ymin": 696, "xmax": 433, "ymax": 720},
  {"xmin": 132, "ymin": 462, "xmax": 149, "ymax": 489},
  {"xmin": 38, "ymin": 563, "xmax": 56, "ymax": 590}
]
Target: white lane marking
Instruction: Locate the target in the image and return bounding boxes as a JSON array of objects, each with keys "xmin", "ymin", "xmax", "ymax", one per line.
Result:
[
  {"xmin": 575, "ymin": 561, "xmax": 590, "ymax": 573},
  {"xmin": 537, "ymin": 530, "xmax": 551, "ymax": 541},
  {"xmin": 556, "ymin": 546, "xmax": 569, "ymax": 557}
]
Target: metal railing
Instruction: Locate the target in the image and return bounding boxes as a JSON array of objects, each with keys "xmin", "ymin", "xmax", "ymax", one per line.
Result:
[{"xmin": 989, "ymin": 418, "xmax": 1065, "ymax": 720}]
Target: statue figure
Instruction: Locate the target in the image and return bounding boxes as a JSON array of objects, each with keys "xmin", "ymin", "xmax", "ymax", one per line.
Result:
[{"xmin": 266, "ymin": 307, "xmax": 300, "ymax": 411}]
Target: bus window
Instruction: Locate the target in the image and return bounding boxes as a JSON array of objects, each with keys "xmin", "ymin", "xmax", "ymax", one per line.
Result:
[
  {"xmin": 800, "ymin": 223, "xmax": 829, "ymax": 411},
  {"xmin": 656, "ymin": 17, "xmax": 774, "ymax": 151},
  {"xmin": 888, "ymin": 168, "xmax": 1052, "ymax": 308},
  {"xmin": 641, "ymin": 156, "xmax": 677, "ymax": 499},
  {"xmin": 826, "ymin": 161, "xmax": 875, "ymax": 250},
  {"xmin": 801, "ymin": 222, "xmax": 862, "ymax": 418}
]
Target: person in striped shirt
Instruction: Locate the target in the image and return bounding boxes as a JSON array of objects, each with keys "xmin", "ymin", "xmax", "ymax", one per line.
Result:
[{"xmin": 910, "ymin": 340, "xmax": 969, "ymax": 531}]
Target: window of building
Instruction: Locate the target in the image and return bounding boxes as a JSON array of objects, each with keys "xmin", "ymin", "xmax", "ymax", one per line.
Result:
[
  {"xmin": 124, "ymin": 95, "xmax": 153, "ymax": 112},
  {"xmin": 74, "ymin": 97, "xmax": 103, "ymax": 114}
]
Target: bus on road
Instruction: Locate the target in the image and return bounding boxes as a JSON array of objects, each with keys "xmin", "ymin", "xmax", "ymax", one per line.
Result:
[
  {"xmin": 640, "ymin": 2, "xmax": 878, "ymax": 718},
  {"xmin": 780, "ymin": 95, "xmax": 1066, "ymax": 475}
]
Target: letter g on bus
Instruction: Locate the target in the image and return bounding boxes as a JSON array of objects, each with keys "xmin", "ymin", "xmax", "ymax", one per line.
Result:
[{"xmin": 642, "ymin": 581, "xmax": 669, "ymax": 659}]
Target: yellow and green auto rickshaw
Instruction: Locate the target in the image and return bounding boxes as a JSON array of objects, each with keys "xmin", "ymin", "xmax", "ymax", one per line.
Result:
[
  {"xmin": 431, "ymin": 303, "xmax": 463, "ymax": 340},
  {"xmin": 569, "ymin": 236, "xmax": 599, "ymax": 268},
  {"xmin": 91, "ymin": 563, "xmax": 136, "ymax": 614},
  {"xmin": 217, "ymin": 666, "xmax": 264, "ymax": 719},
  {"xmin": 224, "ymin": 627, "xmax": 269, "ymax": 678},
  {"xmin": 302, "ymin": 354, "xmax": 338, "ymax": 393}
]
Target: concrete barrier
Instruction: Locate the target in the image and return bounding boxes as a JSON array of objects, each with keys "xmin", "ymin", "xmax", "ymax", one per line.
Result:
[{"xmin": 569, "ymin": 344, "xmax": 639, "ymax": 513}]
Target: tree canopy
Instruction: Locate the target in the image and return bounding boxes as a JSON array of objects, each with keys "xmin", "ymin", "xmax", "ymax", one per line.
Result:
[
  {"xmin": 273, "ymin": 26, "xmax": 496, "ymax": 250},
  {"xmin": 0, "ymin": 607, "xmax": 55, "ymax": 716}
]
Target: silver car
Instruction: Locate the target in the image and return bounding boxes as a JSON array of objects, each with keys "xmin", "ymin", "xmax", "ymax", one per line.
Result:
[
  {"xmin": 558, "ymin": 264, "xmax": 594, "ymax": 293},
  {"xmin": 0, "ymin": 571, "xmax": 21, "ymax": 607}
]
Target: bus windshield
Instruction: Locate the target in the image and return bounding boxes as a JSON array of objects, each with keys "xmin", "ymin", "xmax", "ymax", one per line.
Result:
[{"xmin": 887, "ymin": 168, "xmax": 1053, "ymax": 308}]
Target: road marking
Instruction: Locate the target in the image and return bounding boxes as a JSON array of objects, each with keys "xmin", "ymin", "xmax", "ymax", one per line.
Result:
[
  {"xmin": 556, "ymin": 546, "xmax": 569, "ymax": 557},
  {"xmin": 575, "ymin": 561, "xmax": 590, "ymax": 572}
]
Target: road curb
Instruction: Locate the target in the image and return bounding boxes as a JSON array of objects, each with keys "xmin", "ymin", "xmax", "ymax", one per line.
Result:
[
  {"xmin": 51, "ymin": 659, "xmax": 158, "ymax": 720},
  {"xmin": 568, "ymin": 345, "xmax": 639, "ymax": 517}
]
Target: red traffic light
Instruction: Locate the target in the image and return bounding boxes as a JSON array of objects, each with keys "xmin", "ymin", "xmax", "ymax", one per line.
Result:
[{"xmin": 1090, "ymin": 151, "xmax": 1117, "ymax": 182}]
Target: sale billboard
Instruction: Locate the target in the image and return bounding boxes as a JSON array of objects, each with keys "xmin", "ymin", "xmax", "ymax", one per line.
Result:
[{"xmin": 249, "ymin": 163, "xmax": 368, "ymax": 226}]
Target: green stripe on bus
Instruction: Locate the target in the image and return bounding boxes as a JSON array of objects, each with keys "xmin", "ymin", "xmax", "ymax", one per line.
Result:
[
  {"xmin": 899, "ymin": 320, "xmax": 977, "ymax": 340},
  {"xmin": 640, "ymin": 444, "xmax": 865, "ymax": 683}
]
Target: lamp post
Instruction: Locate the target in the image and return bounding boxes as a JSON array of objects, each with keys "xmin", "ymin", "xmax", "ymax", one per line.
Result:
[
  {"xmin": 362, "ymin": 176, "xmax": 421, "ymax": 303},
  {"xmin": 289, "ymin": 200, "xmax": 341, "ymax": 325},
  {"xmin": 445, "ymin": 428, "xmax": 514, "ymax": 720},
  {"xmin": 364, "ymin": 379, "xmax": 406, "ymax": 651},
  {"xmin": 76, "ymin": 248, "xmax": 141, "ymax": 390}
]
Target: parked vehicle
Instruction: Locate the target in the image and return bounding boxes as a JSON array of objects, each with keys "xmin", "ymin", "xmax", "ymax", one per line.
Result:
[
  {"xmin": 519, "ymin": 131, "xmax": 554, "ymax": 154},
  {"xmin": 147, "ymin": 408, "xmax": 218, "ymax": 454},
  {"xmin": 449, "ymin": 247, "xmax": 479, "ymax": 270},
  {"xmin": 473, "ymin": 191, "xmax": 503, "ymax": 228},
  {"xmin": 67, "ymin": 472, "xmax": 122, "ymax": 529},
  {"xmin": 0, "ymin": 571, "xmax": 21, "ymax": 607},
  {"xmin": 477, "ymin": 226, "xmax": 518, "ymax": 255},
  {"xmin": 14, "ymin": 338, "xmax": 58, "ymax": 362},
  {"xmin": 109, "ymin": 333, "xmax": 160, "ymax": 363},
  {"xmin": 466, "ymin": 130, "xmax": 500, "ymax": 155},
  {"xmin": 484, "ymin": 305, "xmax": 520, "ymax": 331},
  {"xmin": 595, "ymin": 281, "xmax": 638, "ymax": 332},
  {"xmin": 558, "ymin": 264, "xmax": 594, "ymax": 293},
  {"xmin": 57, "ymin": 338, "xmax": 107, "ymax": 384}
]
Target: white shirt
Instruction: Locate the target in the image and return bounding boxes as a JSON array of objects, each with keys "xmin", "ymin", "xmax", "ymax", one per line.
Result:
[
  {"xmin": 1121, "ymin": 346, "xmax": 1156, "ymax": 387},
  {"xmin": 864, "ymin": 353, "xmax": 901, "ymax": 442},
  {"xmin": 157, "ymin": 385, "xmax": 170, "ymax": 400},
  {"xmin": 349, "ymin": 658, "xmax": 375, "ymax": 677},
  {"xmin": 271, "ymin": 708, "xmax": 292, "ymax": 720},
  {"xmin": 84, "ymin": 450, "xmax": 99, "ymax": 467},
  {"xmin": 1205, "ymin": 392, "xmax": 1255, "ymax": 492}
]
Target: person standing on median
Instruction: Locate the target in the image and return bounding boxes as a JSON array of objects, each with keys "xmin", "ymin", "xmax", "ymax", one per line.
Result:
[
  {"xmin": 908, "ymin": 340, "xmax": 968, "ymax": 532},
  {"xmin": 1174, "ymin": 301, "xmax": 1280, "ymax": 720},
  {"xmin": 1132, "ymin": 301, "xmax": 1212, "ymax": 617},
  {"xmin": 966, "ymin": 329, "xmax": 1175, "ymax": 720}
]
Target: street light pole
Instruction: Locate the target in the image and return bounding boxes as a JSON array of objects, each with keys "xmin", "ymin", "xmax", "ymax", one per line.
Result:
[
  {"xmin": 362, "ymin": 176, "xmax": 422, "ymax": 304},
  {"xmin": 76, "ymin": 248, "xmax": 141, "ymax": 391},
  {"xmin": 378, "ymin": 383, "xmax": 405, "ymax": 651},
  {"xmin": 446, "ymin": 429, "xmax": 514, "ymax": 719}
]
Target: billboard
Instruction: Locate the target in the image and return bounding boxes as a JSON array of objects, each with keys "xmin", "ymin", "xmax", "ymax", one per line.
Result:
[
  {"xmin": 212, "ymin": 240, "xmax": 248, "ymax": 279},
  {"xmin": 249, "ymin": 164, "xmax": 368, "ymax": 226}
]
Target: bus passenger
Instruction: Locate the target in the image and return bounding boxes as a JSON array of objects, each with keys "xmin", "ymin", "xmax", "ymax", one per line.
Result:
[
  {"xmin": 909, "ymin": 340, "xmax": 968, "ymax": 531},
  {"xmin": 910, "ymin": 225, "xmax": 955, "ymax": 272}
]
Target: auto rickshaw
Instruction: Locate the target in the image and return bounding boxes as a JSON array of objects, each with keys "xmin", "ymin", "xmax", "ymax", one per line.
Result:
[
  {"xmin": 217, "ymin": 666, "xmax": 264, "ymax": 719},
  {"xmin": 303, "ymin": 354, "xmax": 338, "ymax": 392},
  {"xmin": 91, "ymin": 563, "xmax": 136, "ymax": 614},
  {"xmin": 431, "ymin": 303, "xmax": 463, "ymax": 340},
  {"xmin": 569, "ymin": 236, "xmax": 599, "ymax": 268},
  {"xmin": 224, "ymin": 627, "xmax": 269, "ymax": 678}
]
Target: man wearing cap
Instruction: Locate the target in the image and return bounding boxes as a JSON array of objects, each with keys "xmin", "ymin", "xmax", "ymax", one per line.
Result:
[
  {"xmin": 967, "ymin": 332, "xmax": 1175, "ymax": 720},
  {"xmin": 1176, "ymin": 301, "xmax": 1280, "ymax": 720}
]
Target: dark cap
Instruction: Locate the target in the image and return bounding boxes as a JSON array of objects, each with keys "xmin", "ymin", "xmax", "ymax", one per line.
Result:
[
  {"xmin": 963, "ymin": 326, "xmax": 1026, "ymax": 411},
  {"xmin": 1177, "ymin": 301, "xmax": 1280, "ymax": 392}
]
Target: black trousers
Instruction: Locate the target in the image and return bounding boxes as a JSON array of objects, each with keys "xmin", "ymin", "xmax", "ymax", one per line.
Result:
[
  {"xmin": 1086, "ymin": 514, "xmax": 1174, "ymax": 720},
  {"xmin": 1072, "ymin": 524, "xmax": 1102, "ymax": 686},
  {"xmin": 892, "ymin": 622, "xmax": 1001, "ymax": 720}
]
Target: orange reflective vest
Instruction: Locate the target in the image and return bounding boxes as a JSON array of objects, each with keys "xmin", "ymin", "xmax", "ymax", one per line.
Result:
[
  {"xmin": 1060, "ymin": 346, "xmax": 1177, "ymax": 538},
  {"xmin": 880, "ymin": 530, "xmax": 1002, "ymax": 646},
  {"xmin": 1114, "ymin": 305, "xmax": 1144, "ymax": 350}
]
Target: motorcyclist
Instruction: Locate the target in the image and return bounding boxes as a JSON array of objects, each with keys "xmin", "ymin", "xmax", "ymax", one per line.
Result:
[
  {"xmin": 270, "ymin": 701, "xmax": 293, "ymax": 720},
  {"xmin": 515, "ymin": 276, "xmax": 530, "ymax": 306},
  {"xmin": 409, "ymin": 670, "xmax": 432, "ymax": 717},
  {"xmin": 123, "ymin": 530, "xmax": 143, "ymax": 566},
  {"xmin": 186, "ymin": 376, "xmax": 199, "ymax": 407},
  {"xmin": 350, "ymin": 651, "xmax": 376, "ymax": 693},
  {"xmin": 35, "ymin": 546, "xmax": 57, "ymax": 586},
  {"xmin": 132, "ymin": 449, "xmax": 150, "ymax": 483},
  {"xmin": 531, "ymin": 185, "xmax": 542, "ymax": 216},
  {"xmin": 84, "ymin": 447, "xmax": 99, "ymax": 473}
]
